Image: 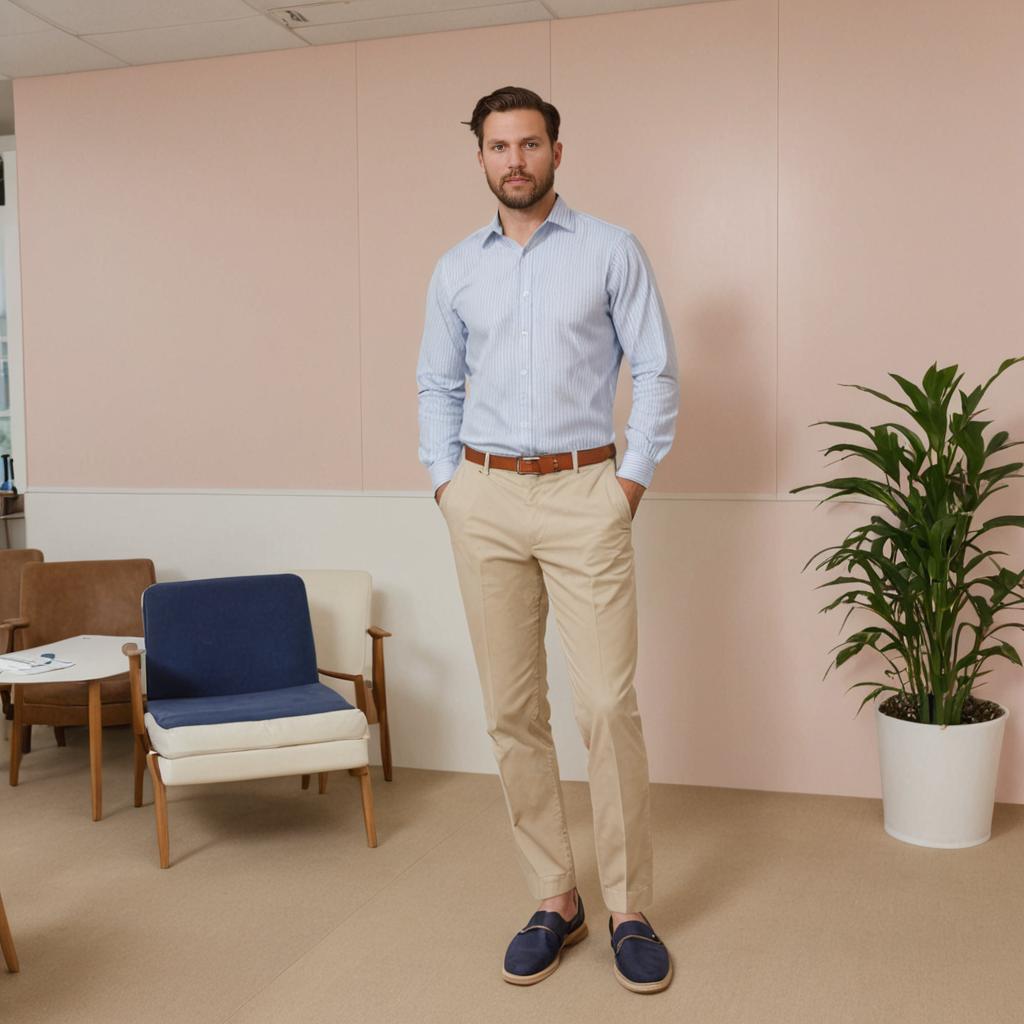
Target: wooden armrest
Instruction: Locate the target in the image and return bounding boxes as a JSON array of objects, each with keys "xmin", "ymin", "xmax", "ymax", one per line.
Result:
[
  {"xmin": 123, "ymin": 643, "xmax": 147, "ymax": 737},
  {"xmin": 367, "ymin": 626, "xmax": 392, "ymax": 640},
  {"xmin": 318, "ymin": 667, "xmax": 362, "ymax": 683},
  {"xmin": 0, "ymin": 618, "xmax": 30, "ymax": 656},
  {"xmin": 318, "ymin": 666, "xmax": 370, "ymax": 717}
]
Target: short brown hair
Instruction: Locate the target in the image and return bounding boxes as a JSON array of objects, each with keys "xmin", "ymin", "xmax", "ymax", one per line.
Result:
[{"xmin": 464, "ymin": 86, "xmax": 561, "ymax": 149}]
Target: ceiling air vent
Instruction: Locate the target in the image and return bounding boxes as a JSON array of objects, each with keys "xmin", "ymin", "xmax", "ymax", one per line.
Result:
[{"xmin": 270, "ymin": 8, "xmax": 312, "ymax": 28}]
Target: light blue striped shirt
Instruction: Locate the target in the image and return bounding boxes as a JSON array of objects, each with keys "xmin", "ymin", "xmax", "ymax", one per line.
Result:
[{"xmin": 416, "ymin": 195, "xmax": 678, "ymax": 491}]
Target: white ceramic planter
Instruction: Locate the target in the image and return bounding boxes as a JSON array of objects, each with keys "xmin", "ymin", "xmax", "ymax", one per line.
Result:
[{"xmin": 876, "ymin": 704, "xmax": 1008, "ymax": 848}]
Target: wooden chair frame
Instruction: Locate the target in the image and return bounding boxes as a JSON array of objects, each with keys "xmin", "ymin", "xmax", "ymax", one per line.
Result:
[
  {"xmin": 314, "ymin": 623, "xmax": 393, "ymax": 782},
  {"xmin": 0, "ymin": 889, "xmax": 18, "ymax": 973},
  {"xmin": 124, "ymin": 643, "xmax": 378, "ymax": 869}
]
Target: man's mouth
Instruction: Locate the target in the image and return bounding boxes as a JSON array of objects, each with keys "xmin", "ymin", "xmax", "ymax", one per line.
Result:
[{"xmin": 505, "ymin": 177, "xmax": 530, "ymax": 184}]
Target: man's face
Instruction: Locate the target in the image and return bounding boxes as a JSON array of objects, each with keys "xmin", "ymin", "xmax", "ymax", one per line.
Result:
[{"xmin": 477, "ymin": 108, "xmax": 562, "ymax": 211}]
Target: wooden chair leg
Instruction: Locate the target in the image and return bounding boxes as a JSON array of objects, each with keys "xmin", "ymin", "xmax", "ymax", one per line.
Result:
[
  {"xmin": 20, "ymin": 724, "xmax": 30, "ymax": 755},
  {"xmin": 371, "ymin": 670, "xmax": 392, "ymax": 782},
  {"xmin": 301, "ymin": 774, "xmax": 311, "ymax": 790},
  {"xmin": 0, "ymin": 890, "xmax": 18, "ymax": 973},
  {"xmin": 54, "ymin": 726, "xmax": 67, "ymax": 747},
  {"xmin": 348, "ymin": 766, "xmax": 377, "ymax": 848},
  {"xmin": 147, "ymin": 753, "xmax": 170, "ymax": 869},
  {"xmin": 87, "ymin": 682, "xmax": 103, "ymax": 822},
  {"xmin": 318, "ymin": 772, "xmax": 328, "ymax": 795},
  {"xmin": 377, "ymin": 702, "xmax": 392, "ymax": 783},
  {"xmin": 133, "ymin": 735, "xmax": 146, "ymax": 808},
  {"xmin": 8, "ymin": 689, "xmax": 22, "ymax": 787}
]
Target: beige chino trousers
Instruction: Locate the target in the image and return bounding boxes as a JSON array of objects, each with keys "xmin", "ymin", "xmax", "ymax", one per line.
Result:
[{"xmin": 440, "ymin": 451, "xmax": 653, "ymax": 913}]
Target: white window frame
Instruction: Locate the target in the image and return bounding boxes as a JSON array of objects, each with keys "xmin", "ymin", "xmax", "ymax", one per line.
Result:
[{"xmin": 0, "ymin": 137, "xmax": 26, "ymax": 493}]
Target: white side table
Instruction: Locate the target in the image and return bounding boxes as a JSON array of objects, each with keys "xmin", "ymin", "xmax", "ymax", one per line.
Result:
[{"xmin": 2, "ymin": 635, "xmax": 143, "ymax": 821}]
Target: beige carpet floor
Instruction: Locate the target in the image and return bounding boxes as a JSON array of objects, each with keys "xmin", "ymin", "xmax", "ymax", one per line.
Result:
[{"xmin": 1, "ymin": 725, "xmax": 1022, "ymax": 1024}]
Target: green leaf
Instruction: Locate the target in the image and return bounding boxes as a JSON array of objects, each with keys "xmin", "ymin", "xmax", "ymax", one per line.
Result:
[
  {"xmin": 890, "ymin": 373, "xmax": 930, "ymax": 413},
  {"xmin": 999, "ymin": 643, "xmax": 1022, "ymax": 667},
  {"xmin": 810, "ymin": 420, "xmax": 878, "ymax": 438},
  {"xmin": 840, "ymin": 383, "xmax": 915, "ymax": 416},
  {"xmin": 972, "ymin": 515, "xmax": 1024, "ymax": 540},
  {"xmin": 986, "ymin": 430, "xmax": 1010, "ymax": 455},
  {"xmin": 834, "ymin": 643, "xmax": 865, "ymax": 668}
]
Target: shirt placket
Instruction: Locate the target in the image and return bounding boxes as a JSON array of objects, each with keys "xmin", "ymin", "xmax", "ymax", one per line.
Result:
[{"xmin": 517, "ymin": 246, "xmax": 533, "ymax": 454}]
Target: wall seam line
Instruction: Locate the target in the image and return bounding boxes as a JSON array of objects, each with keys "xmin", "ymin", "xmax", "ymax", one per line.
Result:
[
  {"xmin": 355, "ymin": 43, "xmax": 366, "ymax": 492},
  {"xmin": 775, "ymin": 0, "xmax": 781, "ymax": 501}
]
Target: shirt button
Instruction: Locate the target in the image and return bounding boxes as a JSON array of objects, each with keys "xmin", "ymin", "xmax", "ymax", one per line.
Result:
[
  {"xmin": 523, "ymin": 291, "xmax": 529, "ymax": 297},
  {"xmin": 520, "ymin": 369, "xmax": 527, "ymax": 375},
  {"xmin": 521, "ymin": 330, "xmax": 527, "ymax": 336}
]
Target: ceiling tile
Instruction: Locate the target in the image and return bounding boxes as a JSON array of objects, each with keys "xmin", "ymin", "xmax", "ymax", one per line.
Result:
[
  {"xmin": 295, "ymin": 1, "xmax": 551, "ymax": 43},
  {"xmin": 15, "ymin": 0, "xmax": 260, "ymax": 36},
  {"xmin": 0, "ymin": 30, "xmax": 125, "ymax": 76},
  {"xmin": 543, "ymin": 0, "xmax": 709, "ymax": 16},
  {"xmin": 85, "ymin": 16, "xmax": 306, "ymax": 65},
  {"xmin": 269, "ymin": 0, "xmax": 533, "ymax": 27},
  {"xmin": 0, "ymin": 0, "xmax": 52, "ymax": 36}
]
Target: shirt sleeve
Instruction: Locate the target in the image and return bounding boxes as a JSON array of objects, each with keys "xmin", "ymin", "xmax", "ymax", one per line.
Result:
[
  {"xmin": 416, "ymin": 258, "xmax": 468, "ymax": 492},
  {"xmin": 607, "ymin": 232, "xmax": 680, "ymax": 488}
]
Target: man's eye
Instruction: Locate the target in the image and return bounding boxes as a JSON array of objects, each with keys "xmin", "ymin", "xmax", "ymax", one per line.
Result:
[
  {"xmin": 526, "ymin": 142, "xmax": 538, "ymax": 148},
  {"xmin": 493, "ymin": 144, "xmax": 504, "ymax": 151}
]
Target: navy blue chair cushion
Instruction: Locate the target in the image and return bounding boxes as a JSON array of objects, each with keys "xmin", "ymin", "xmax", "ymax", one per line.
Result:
[
  {"xmin": 147, "ymin": 683, "xmax": 354, "ymax": 729},
  {"xmin": 143, "ymin": 574, "xmax": 320, "ymax": 700}
]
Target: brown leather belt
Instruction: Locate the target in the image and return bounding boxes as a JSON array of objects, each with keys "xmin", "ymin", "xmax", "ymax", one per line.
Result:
[{"xmin": 464, "ymin": 443, "xmax": 616, "ymax": 475}]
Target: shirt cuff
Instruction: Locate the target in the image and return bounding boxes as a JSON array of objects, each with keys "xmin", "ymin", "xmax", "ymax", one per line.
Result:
[
  {"xmin": 617, "ymin": 451, "xmax": 656, "ymax": 489},
  {"xmin": 430, "ymin": 459, "xmax": 460, "ymax": 493}
]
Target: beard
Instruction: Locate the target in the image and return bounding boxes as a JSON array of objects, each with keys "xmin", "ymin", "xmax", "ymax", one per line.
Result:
[{"xmin": 486, "ymin": 159, "xmax": 556, "ymax": 211}]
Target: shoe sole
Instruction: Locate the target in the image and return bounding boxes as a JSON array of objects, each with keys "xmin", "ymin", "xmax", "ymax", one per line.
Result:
[
  {"xmin": 612, "ymin": 957, "xmax": 674, "ymax": 994},
  {"xmin": 501, "ymin": 921, "xmax": 589, "ymax": 985}
]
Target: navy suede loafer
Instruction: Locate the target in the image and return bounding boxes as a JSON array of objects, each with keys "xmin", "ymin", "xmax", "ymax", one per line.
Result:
[
  {"xmin": 502, "ymin": 893, "xmax": 588, "ymax": 985},
  {"xmin": 609, "ymin": 915, "xmax": 673, "ymax": 993}
]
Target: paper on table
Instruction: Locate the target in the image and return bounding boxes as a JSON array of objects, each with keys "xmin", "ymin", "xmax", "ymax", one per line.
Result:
[{"xmin": 0, "ymin": 654, "xmax": 75, "ymax": 673}]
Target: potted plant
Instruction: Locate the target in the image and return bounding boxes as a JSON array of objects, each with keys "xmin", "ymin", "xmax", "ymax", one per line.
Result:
[{"xmin": 792, "ymin": 359, "xmax": 1024, "ymax": 847}]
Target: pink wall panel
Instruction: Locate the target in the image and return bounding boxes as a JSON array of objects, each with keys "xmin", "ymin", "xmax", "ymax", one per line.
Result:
[
  {"xmin": 552, "ymin": 0, "xmax": 779, "ymax": 495},
  {"xmin": 637, "ymin": 496, "xmax": 1024, "ymax": 803},
  {"xmin": 356, "ymin": 23, "xmax": 551, "ymax": 491},
  {"xmin": 16, "ymin": 46, "xmax": 363, "ymax": 489},
  {"xmin": 778, "ymin": 0, "xmax": 1024, "ymax": 494},
  {"xmin": 636, "ymin": 499, "xmax": 878, "ymax": 797}
]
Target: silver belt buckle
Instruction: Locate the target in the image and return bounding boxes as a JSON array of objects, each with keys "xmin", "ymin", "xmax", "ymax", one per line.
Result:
[{"xmin": 515, "ymin": 456, "xmax": 540, "ymax": 475}]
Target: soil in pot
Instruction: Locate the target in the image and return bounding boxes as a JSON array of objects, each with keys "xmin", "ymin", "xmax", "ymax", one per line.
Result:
[{"xmin": 879, "ymin": 693, "xmax": 1005, "ymax": 725}]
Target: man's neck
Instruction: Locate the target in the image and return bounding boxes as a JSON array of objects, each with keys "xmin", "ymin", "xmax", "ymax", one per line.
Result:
[{"xmin": 498, "ymin": 191, "xmax": 558, "ymax": 246}]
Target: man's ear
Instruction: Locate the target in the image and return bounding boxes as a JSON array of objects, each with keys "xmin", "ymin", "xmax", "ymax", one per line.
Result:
[
  {"xmin": 553, "ymin": 141, "xmax": 563, "ymax": 169},
  {"xmin": 477, "ymin": 149, "xmax": 484, "ymax": 170}
]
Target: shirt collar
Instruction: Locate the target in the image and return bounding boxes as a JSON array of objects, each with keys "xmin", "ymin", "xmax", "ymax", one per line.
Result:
[{"xmin": 481, "ymin": 193, "xmax": 576, "ymax": 247}]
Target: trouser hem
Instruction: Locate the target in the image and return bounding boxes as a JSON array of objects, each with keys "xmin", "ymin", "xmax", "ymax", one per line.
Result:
[
  {"xmin": 602, "ymin": 884, "xmax": 654, "ymax": 914},
  {"xmin": 527, "ymin": 873, "xmax": 578, "ymax": 900}
]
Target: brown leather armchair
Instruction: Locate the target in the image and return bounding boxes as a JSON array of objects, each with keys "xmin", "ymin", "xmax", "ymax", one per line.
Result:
[
  {"xmin": 0, "ymin": 549, "xmax": 44, "ymax": 726},
  {"xmin": 3, "ymin": 559, "xmax": 156, "ymax": 799}
]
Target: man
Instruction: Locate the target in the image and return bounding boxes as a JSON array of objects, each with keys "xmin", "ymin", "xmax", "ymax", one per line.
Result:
[{"xmin": 416, "ymin": 86, "xmax": 678, "ymax": 994}]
